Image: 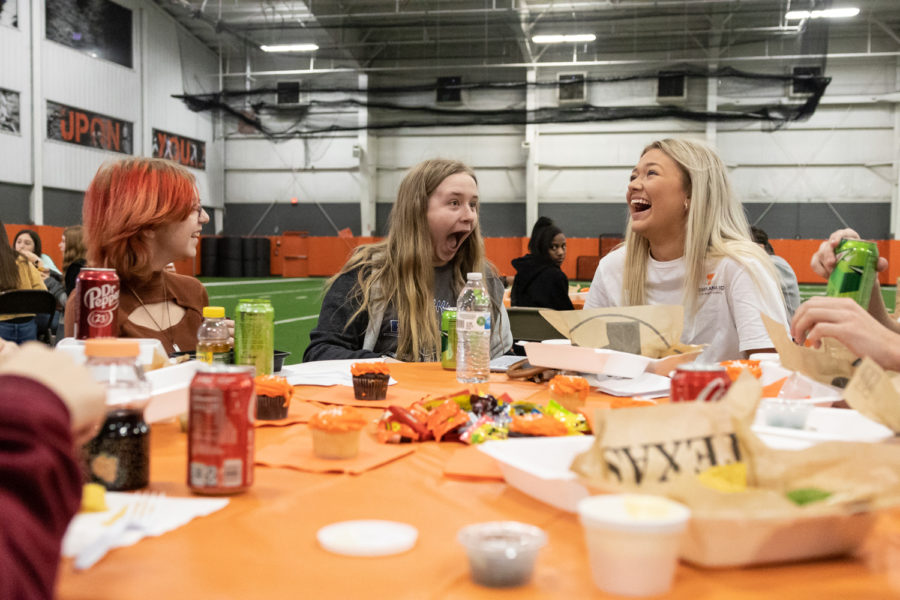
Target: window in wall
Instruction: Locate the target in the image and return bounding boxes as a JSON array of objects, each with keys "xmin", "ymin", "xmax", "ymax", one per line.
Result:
[
  {"xmin": 46, "ymin": 0, "xmax": 133, "ymax": 68},
  {"xmin": 0, "ymin": 0, "xmax": 18, "ymax": 28},
  {"xmin": 0, "ymin": 88, "xmax": 20, "ymax": 135}
]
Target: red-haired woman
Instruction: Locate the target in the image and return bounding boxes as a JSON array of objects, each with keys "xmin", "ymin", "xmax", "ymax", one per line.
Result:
[{"xmin": 64, "ymin": 158, "xmax": 210, "ymax": 352}]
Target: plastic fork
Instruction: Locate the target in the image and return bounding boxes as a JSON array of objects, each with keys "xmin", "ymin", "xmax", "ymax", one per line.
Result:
[{"xmin": 74, "ymin": 491, "xmax": 164, "ymax": 570}]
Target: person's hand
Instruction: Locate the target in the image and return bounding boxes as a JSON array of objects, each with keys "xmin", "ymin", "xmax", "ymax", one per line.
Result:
[
  {"xmin": 225, "ymin": 318, "xmax": 235, "ymax": 346},
  {"xmin": 790, "ymin": 296, "xmax": 900, "ymax": 370},
  {"xmin": 0, "ymin": 343, "xmax": 105, "ymax": 446},
  {"xmin": 810, "ymin": 228, "xmax": 889, "ymax": 280}
]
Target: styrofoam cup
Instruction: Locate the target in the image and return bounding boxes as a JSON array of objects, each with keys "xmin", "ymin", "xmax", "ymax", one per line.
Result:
[{"xmin": 577, "ymin": 494, "xmax": 690, "ymax": 597}]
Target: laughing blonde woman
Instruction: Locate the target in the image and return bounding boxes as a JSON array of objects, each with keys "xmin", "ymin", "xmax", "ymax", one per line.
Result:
[{"xmin": 584, "ymin": 138, "xmax": 787, "ymax": 361}]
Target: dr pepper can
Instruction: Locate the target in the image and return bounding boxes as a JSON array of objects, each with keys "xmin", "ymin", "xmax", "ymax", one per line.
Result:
[
  {"xmin": 670, "ymin": 363, "xmax": 731, "ymax": 403},
  {"xmin": 73, "ymin": 267, "xmax": 120, "ymax": 339},
  {"xmin": 187, "ymin": 365, "xmax": 256, "ymax": 495}
]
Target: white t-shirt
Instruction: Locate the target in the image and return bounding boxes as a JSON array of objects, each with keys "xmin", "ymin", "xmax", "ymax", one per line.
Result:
[{"xmin": 584, "ymin": 247, "xmax": 789, "ymax": 362}]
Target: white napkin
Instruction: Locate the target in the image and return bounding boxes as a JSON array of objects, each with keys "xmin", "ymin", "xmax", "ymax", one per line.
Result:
[
  {"xmin": 62, "ymin": 493, "xmax": 228, "ymax": 560},
  {"xmin": 585, "ymin": 371, "xmax": 671, "ymax": 398},
  {"xmin": 279, "ymin": 358, "xmax": 398, "ymax": 387}
]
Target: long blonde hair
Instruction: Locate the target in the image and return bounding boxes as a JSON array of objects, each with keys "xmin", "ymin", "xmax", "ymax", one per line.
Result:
[
  {"xmin": 329, "ymin": 159, "xmax": 501, "ymax": 361},
  {"xmin": 622, "ymin": 138, "xmax": 778, "ymax": 315}
]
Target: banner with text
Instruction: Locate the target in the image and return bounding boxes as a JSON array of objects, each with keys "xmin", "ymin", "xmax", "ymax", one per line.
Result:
[
  {"xmin": 47, "ymin": 101, "xmax": 133, "ymax": 154},
  {"xmin": 152, "ymin": 129, "xmax": 206, "ymax": 170}
]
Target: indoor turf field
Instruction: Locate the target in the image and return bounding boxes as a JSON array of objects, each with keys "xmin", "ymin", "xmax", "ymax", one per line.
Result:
[{"xmin": 201, "ymin": 277, "xmax": 896, "ymax": 367}]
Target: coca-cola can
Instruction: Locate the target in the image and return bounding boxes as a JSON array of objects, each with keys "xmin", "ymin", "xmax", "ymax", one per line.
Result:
[
  {"xmin": 670, "ymin": 363, "xmax": 732, "ymax": 403},
  {"xmin": 187, "ymin": 365, "xmax": 256, "ymax": 495},
  {"xmin": 74, "ymin": 268, "xmax": 120, "ymax": 339}
]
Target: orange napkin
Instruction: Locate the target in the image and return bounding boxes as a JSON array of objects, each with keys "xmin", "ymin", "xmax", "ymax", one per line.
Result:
[
  {"xmin": 255, "ymin": 398, "xmax": 324, "ymax": 428},
  {"xmin": 296, "ymin": 384, "xmax": 428, "ymax": 409},
  {"xmin": 442, "ymin": 445, "xmax": 504, "ymax": 482},
  {"xmin": 256, "ymin": 430, "xmax": 415, "ymax": 475}
]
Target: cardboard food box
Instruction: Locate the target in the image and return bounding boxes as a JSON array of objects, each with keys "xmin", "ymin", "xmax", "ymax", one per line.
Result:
[{"xmin": 524, "ymin": 305, "xmax": 702, "ymax": 377}]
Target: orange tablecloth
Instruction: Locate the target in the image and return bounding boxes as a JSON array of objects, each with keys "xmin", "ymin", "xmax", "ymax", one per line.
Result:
[{"xmin": 57, "ymin": 363, "xmax": 900, "ymax": 599}]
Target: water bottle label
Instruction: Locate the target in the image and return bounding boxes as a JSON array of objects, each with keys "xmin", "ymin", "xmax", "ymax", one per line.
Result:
[{"xmin": 457, "ymin": 311, "xmax": 491, "ymax": 331}]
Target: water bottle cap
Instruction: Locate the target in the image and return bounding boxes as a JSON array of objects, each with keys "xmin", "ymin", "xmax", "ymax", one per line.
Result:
[
  {"xmin": 84, "ymin": 338, "xmax": 140, "ymax": 358},
  {"xmin": 203, "ymin": 306, "xmax": 226, "ymax": 318},
  {"xmin": 467, "ymin": 272, "xmax": 483, "ymax": 281}
]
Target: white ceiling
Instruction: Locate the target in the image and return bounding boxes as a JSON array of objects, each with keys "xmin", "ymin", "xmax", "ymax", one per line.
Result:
[{"xmin": 154, "ymin": 0, "xmax": 900, "ymax": 75}]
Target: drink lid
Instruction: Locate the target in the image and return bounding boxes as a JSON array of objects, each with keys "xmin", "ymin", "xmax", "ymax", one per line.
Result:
[
  {"xmin": 203, "ymin": 306, "xmax": 226, "ymax": 318},
  {"xmin": 467, "ymin": 272, "xmax": 483, "ymax": 280},
  {"xmin": 84, "ymin": 338, "xmax": 140, "ymax": 358}
]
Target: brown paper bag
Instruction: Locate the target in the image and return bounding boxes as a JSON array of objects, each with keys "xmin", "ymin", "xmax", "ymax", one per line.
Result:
[
  {"xmin": 844, "ymin": 357, "xmax": 900, "ymax": 433},
  {"xmin": 761, "ymin": 313, "xmax": 857, "ymax": 387},
  {"xmin": 540, "ymin": 305, "xmax": 698, "ymax": 358}
]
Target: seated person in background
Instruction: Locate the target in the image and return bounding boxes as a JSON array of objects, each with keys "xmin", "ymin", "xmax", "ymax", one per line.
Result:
[
  {"xmin": 584, "ymin": 138, "xmax": 788, "ymax": 361},
  {"xmin": 304, "ymin": 158, "xmax": 513, "ymax": 362},
  {"xmin": 511, "ymin": 216, "xmax": 574, "ymax": 310},
  {"xmin": 61, "ymin": 224, "xmax": 87, "ymax": 295},
  {"xmin": 791, "ymin": 228, "xmax": 900, "ymax": 370},
  {"xmin": 64, "ymin": 158, "xmax": 211, "ymax": 353},
  {"xmin": 14, "ymin": 228, "xmax": 61, "ymax": 275},
  {"xmin": 0, "ymin": 341, "xmax": 105, "ymax": 599},
  {"xmin": 751, "ymin": 226, "xmax": 801, "ymax": 320},
  {"xmin": 0, "ymin": 219, "xmax": 47, "ymax": 343}
]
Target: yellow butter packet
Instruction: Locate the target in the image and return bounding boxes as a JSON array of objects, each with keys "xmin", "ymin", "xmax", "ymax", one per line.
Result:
[
  {"xmin": 81, "ymin": 483, "xmax": 108, "ymax": 512},
  {"xmin": 697, "ymin": 462, "xmax": 747, "ymax": 493}
]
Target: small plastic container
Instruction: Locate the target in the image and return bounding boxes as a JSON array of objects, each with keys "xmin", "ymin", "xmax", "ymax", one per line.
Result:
[
  {"xmin": 758, "ymin": 397, "xmax": 814, "ymax": 429},
  {"xmin": 577, "ymin": 494, "xmax": 690, "ymax": 597},
  {"xmin": 458, "ymin": 521, "xmax": 547, "ymax": 588}
]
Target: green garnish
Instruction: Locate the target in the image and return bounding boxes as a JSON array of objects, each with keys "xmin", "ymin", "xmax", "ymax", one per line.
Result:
[{"xmin": 786, "ymin": 488, "xmax": 832, "ymax": 506}]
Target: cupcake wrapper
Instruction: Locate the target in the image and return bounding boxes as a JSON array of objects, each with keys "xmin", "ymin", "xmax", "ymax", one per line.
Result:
[
  {"xmin": 257, "ymin": 395, "xmax": 289, "ymax": 420},
  {"xmin": 352, "ymin": 374, "xmax": 389, "ymax": 400}
]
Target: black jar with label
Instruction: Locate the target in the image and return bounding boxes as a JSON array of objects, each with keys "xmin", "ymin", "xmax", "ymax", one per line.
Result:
[{"xmin": 84, "ymin": 408, "xmax": 150, "ymax": 491}]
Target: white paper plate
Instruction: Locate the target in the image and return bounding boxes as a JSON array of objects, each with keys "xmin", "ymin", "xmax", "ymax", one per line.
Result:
[{"xmin": 316, "ymin": 520, "xmax": 418, "ymax": 557}]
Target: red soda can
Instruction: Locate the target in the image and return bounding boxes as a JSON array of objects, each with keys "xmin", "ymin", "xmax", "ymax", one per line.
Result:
[
  {"xmin": 74, "ymin": 267, "xmax": 120, "ymax": 339},
  {"xmin": 670, "ymin": 363, "xmax": 732, "ymax": 403},
  {"xmin": 187, "ymin": 365, "xmax": 256, "ymax": 495}
]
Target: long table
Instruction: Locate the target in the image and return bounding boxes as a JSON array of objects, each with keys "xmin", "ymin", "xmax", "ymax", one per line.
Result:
[{"xmin": 57, "ymin": 363, "xmax": 900, "ymax": 599}]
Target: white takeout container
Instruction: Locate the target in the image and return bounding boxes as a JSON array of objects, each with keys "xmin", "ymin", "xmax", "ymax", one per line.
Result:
[
  {"xmin": 144, "ymin": 360, "xmax": 201, "ymax": 423},
  {"xmin": 522, "ymin": 342, "xmax": 699, "ymax": 378},
  {"xmin": 479, "ymin": 427, "xmax": 890, "ymax": 568},
  {"xmin": 753, "ymin": 405, "xmax": 895, "ymax": 450},
  {"xmin": 56, "ymin": 337, "xmax": 199, "ymax": 423},
  {"xmin": 56, "ymin": 337, "xmax": 168, "ymax": 368}
]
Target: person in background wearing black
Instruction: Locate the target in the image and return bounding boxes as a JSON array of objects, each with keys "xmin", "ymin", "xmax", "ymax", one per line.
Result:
[{"xmin": 511, "ymin": 217, "xmax": 574, "ymax": 310}]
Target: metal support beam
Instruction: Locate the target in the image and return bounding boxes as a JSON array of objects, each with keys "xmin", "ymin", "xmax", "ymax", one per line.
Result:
[
  {"xmin": 891, "ymin": 57, "xmax": 900, "ymax": 240},
  {"xmin": 524, "ymin": 68, "xmax": 538, "ymax": 237},
  {"xmin": 357, "ymin": 74, "xmax": 377, "ymax": 237},
  {"xmin": 29, "ymin": 0, "xmax": 43, "ymax": 224}
]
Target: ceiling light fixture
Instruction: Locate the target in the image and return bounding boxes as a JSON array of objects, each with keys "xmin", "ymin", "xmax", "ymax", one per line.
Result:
[
  {"xmin": 785, "ymin": 7, "xmax": 859, "ymax": 20},
  {"xmin": 532, "ymin": 34, "xmax": 596, "ymax": 44},
  {"xmin": 260, "ymin": 43, "xmax": 319, "ymax": 52}
]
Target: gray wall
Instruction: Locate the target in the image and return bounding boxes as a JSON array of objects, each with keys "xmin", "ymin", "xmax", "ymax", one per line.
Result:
[{"xmin": 0, "ymin": 182, "xmax": 30, "ymax": 223}]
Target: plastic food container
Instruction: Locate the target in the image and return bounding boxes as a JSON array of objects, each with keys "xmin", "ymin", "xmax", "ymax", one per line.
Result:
[
  {"xmin": 577, "ymin": 494, "xmax": 690, "ymax": 597},
  {"xmin": 458, "ymin": 521, "xmax": 547, "ymax": 587}
]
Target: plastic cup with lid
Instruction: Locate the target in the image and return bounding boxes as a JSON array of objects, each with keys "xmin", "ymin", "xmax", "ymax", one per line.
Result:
[
  {"xmin": 577, "ymin": 494, "xmax": 690, "ymax": 597},
  {"xmin": 457, "ymin": 521, "xmax": 547, "ymax": 588}
]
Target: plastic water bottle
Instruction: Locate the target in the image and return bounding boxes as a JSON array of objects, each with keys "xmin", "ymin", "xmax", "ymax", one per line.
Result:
[
  {"xmin": 82, "ymin": 338, "xmax": 152, "ymax": 491},
  {"xmin": 197, "ymin": 306, "xmax": 233, "ymax": 364},
  {"xmin": 456, "ymin": 272, "xmax": 491, "ymax": 383}
]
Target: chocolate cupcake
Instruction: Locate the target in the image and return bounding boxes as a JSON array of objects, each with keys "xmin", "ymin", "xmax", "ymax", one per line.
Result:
[
  {"xmin": 254, "ymin": 375, "xmax": 293, "ymax": 420},
  {"xmin": 350, "ymin": 362, "xmax": 390, "ymax": 400}
]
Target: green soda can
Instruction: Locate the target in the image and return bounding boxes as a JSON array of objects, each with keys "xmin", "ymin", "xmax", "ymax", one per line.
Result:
[
  {"xmin": 234, "ymin": 298, "xmax": 275, "ymax": 375},
  {"xmin": 826, "ymin": 239, "xmax": 879, "ymax": 308},
  {"xmin": 441, "ymin": 309, "xmax": 457, "ymax": 370}
]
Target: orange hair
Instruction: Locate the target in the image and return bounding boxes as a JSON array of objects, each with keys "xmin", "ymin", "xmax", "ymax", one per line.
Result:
[{"xmin": 83, "ymin": 158, "xmax": 197, "ymax": 283}]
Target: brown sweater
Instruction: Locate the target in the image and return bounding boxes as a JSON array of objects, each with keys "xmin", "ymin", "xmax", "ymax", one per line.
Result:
[{"xmin": 64, "ymin": 271, "xmax": 208, "ymax": 353}]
